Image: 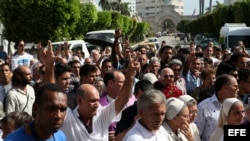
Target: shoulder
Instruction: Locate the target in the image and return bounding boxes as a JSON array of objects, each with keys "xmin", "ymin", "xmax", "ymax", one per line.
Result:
[
  {"xmin": 4, "ymin": 127, "xmax": 32, "ymax": 141},
  {"xmin": 54, "ymin": 130, "xmax": 67, "ymax": 140}
]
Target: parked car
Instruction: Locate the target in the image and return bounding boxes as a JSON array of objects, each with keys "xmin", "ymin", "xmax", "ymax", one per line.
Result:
[
  {"xmin": 199, "ymin": 37, "xmax": 221, "ymax": 48},
  {"xmin": 194, "ymin": 34, "xmax": 204, "ymax": 45},
  {"xmin": 147, "ymin": 37, "xmax": 160, "ymax": 49},
  {"xmin": 51, "ymin": 40, "xmax": 90, "ymax": 58}
]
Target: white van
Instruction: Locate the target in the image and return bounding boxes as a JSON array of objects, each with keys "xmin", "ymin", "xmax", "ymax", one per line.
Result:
[
  {"xmin": 51, "ymin": 40, "xmax": 90, "ymax": 58},
  {"xmin": 219, "ymin": 23, "xmax": 250, "ymax": 50},
  {"xmin": 86, "ymin": 29, "xmax": 115, "ymax": 41}
]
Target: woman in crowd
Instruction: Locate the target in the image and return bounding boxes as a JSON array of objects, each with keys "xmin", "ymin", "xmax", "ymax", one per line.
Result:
[
  {"xmin": 179, "ymin": 95, "xmax": 201, "ymax": 141},
  {"xmin": 209, "ymin": 98, "xmax": 245, "ymax": 141}
]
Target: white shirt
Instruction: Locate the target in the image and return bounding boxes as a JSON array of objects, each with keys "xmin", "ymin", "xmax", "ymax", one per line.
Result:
[
  {"xmin": 194, "ymin": 94, "xmax": 221, "ymax": 141},
  {"xmin": 122, "ymin": 120, "xmax": 171, "ymax": 141},
  {"xmin": 11, "ymin": 52, "xmax": 34, "ymax": 70},
  {"xmin": 60, "ymin": 100, "xmax": 122, "ymax": 141},
  {"xmin": 5, "ymin": 85, "xmax": 35, "ymax": 115},
  {"xmin": 162, "ymin": 121, "xmax": 188, "ymax": 141},
  {"xmin": 209, "ymin": 127, "xmax": 223, "ymax": 141}
]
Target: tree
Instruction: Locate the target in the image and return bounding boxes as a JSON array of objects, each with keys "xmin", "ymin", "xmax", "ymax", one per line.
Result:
[
  {"xmin": 0, "ymin": 0, "xmax": 80, "ymax": 43},
  {"xmin": 74, "ymin": 3, "xmax": 98, "ymax": 38},
  {"xmin": 110, "ymin": 0, "xmax": 130, "ymax": 16},
  {"xmin": 99, "ymin": 0, "xmax": 111, "ymax": 10}
]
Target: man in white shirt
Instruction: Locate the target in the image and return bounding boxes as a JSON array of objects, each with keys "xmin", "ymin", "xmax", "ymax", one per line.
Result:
[
  {"xmin": 11, "ymin": 40, "xmax": 34, "ymax": 70},
  {"xmin": 122, "ymin": 89, "xmax": 170, "ymax": 141},
  {"xmin": 194, "ymin": 74, "xmax": 239, "ymax": 141},
  {"xmin": 60, "ymin": 59, "xmax": 140, "ymax": 141}
]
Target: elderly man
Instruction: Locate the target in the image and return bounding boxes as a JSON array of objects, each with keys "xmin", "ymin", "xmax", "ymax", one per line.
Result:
[
  {"xmin": 41, "ymin": 40, "xmax": 140, "ymax": 141},
  {"xmin": 122, "ymin": 89, "xmax": 170, "ymax": 141}
]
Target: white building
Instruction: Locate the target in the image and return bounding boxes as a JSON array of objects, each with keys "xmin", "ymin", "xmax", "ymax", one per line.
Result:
[
  {"xmin": 224, "ymin": 0, "xmax": 239, "ymax": 5},
  {"xmin": 136, "ymin": 0, "xmax": 184, "ymax": 17},
  {"xmin": 122, "ymin": 0, "xmax": 136, "ymax": 17}
]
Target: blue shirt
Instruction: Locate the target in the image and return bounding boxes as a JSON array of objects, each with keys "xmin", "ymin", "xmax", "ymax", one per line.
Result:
[{"xmin": 4, "ymin": 126, "xmax": 67, "ymax": 141}]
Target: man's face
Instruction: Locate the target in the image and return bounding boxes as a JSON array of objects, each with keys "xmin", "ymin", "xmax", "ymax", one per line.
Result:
[
  {"xmin": 56, "ymin": 72, "xmax": 71, "ymax": 90},
  {"xmin": 36, "ymin": 91, "xmax": 67, "ymax": 134},
  {"xmin": 160, "ymin": 69, "xmax": 175, "ymax": 85},
  {"xmin": 0, "ymin": 65, "xmax": 12, "ymax": 84},
  {"xmin": 237, "ymin": 57, "xmax": 248, "ymax": 70},
  {"xmin": 71, "ymin": 63, "xmax": 81, "ymax": 76},
  {"xmin": 78, "ymin": 90, "xmax": 100, "ymax": 117},
  {"xmin": 84, "ymin": 72, "xmax": 97, "ymax": 85},
  {"xmin": 102, "ymin": 62, "xmax": 113, "ymax": 75},
  {"xmin": 149, "ymin": 62, "xmax": 160, "ymax": 75},
  {"xmin": 204, "ymin": 47, "xmax": 213, "ymax": 58},
  {"xmin": 139, "ymin": 103, "xmax": 166, "ymax": 132},
  {"xmin": 17, "ymin": 41, "xmax": 25, "ymax": 52},
  {"xmin": 224, "ymin": 78, "xmax": 239, "ymax": 98},
  {"xmin": 160, "ymin": 48, "xmax": 173, "ymax": 62},
  {"xmin": 191, "ymin": 59, "xmax": 202, "ymax": 72},
  {"xmin": 21, "ymin": 67, "xmax": 32, "ymax": 85}
]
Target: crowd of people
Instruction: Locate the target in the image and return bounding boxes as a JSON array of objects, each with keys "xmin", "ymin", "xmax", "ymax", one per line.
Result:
[{"xmin": 0, "ymin": 29, "xmax": 249, "ymax": 141}]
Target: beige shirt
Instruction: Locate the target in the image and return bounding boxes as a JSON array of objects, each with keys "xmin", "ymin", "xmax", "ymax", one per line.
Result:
[{"xmin": 5, "ymin": 85, "xmax": 35, "ymax": 115}]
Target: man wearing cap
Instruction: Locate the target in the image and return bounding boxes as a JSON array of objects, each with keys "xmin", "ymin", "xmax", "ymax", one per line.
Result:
[
  {"xmin": 122, "ymin": 89, "xmax": 171, "ymax": 141},
  {"xmin": 162, "ymin": 97, "xmax": 192, "ymax": 141},
  {"xmin": 194, "ymin": 74, "xmax": 239, "ymax": 141}
]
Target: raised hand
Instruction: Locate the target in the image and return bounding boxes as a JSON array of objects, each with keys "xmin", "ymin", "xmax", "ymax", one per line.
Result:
[
  {"xmin": 126, "ymin": 55, "xmax": 140, "ymax": 76},
  {"xmin": 40, "ymin": 40, "xmax": 59, "ymax": 66}
]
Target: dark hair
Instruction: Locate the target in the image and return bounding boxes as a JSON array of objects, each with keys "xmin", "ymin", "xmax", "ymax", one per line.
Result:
[
  {"xmin": 101, "ymin": 58, "xmax": 113, "ymax": 69},
  {"xmin": 134, "ymin": 80, "xmax": 154, "ymax": 96},
  {"xmin": 216, "ymin": 61, "xmax": 237, "ymax": 77},
  {"xmin": 229, "ymin": 53, "xmax": 245, "ymax": 64},
  {"xmin": 203, "ymin": 57, "xmax": 213, "ymax": 65},
  {"xmin": 54, "ymin": 63, "xmax": 72, "ymax": 80},
  {"xmin": 80, "ymin": 64, "xmax": 97, "ymax": 77},
  {"xmin": 159, "ymin": 45, "xmax": 173, "ymax": 55},
  {"xmin": 238, "ymin": 69, "xmax": 250, "ymax": 82},
  {"xmin": 1, "ymin": 112, "xmax": 33, "ymax": 133},
  {"xmin": 215, "ymin": 74, "xmax": 233, "ymax": 93},
  {"xmin": 0, "ymin": 63, "xmax": 11, "ymax": 71},
  {"xmin": 12, "ymin": 66, "xmax": 25, "ymax": 87},
  {"xmin": 35, "ymin": 83, "xmax": 65, "ymax": 105},
  {"xmin": 68, "ymin": 60, "xmax": 81, "ymax": 68},
  {"xmin": 103, "ymin": 70, "xmax": 116, "ymax": 86},
  {"xmin": 14, "ymin": 39, "xmax": 24, "ymax": 49}
]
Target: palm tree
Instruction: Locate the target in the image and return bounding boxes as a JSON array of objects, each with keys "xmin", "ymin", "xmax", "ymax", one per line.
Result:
[
  {"xmin": 110, "ymin": 0, "xmax": 131, "ymax": 16},
  {"xmin": 99, "ymin": 0, "xmax": 111, "ymax": 10},
  {"xmin": 199, "ymin": 0, "xmax": 204, "ymax": 16},
  {"xmin": 209, "ymin": 0, "xmax": 212, "ymax": 13}
]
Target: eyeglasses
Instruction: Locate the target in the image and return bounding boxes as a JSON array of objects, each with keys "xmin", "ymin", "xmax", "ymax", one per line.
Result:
[{"xmin": 164, "ymin": 75, "xmax": 174, "ymax": 78}]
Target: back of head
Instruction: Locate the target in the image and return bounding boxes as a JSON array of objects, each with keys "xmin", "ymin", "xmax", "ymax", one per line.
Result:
[
  {"xmin": 238, "ymin": 69, "xmax": 250, "ymax": 82},
  {"xmin": 12, "ymin": 65, "xmax": 27, "ymax": 87},
  {"xmin": 216, "ymin": 61, "xmax": 237, "ymax": 77},
  {"xmin": 80, "ymin": 64, "xmax": 97, "ymax": 77},
  {"xmin": 134, "ymin": 79, "xmax": 154, "ymax": 96},
  {"xmin": 137, "ymin": 89, "xmax": 166, "ymax": 112},
  {"xmin": 214, "ymin": 74, "xmax": 233, "ymax": 93},
  {"xmin": 142, "ymin": 73, "xmax": 158, "ymax": 84}
]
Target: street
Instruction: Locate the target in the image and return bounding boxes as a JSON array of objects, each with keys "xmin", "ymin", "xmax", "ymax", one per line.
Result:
[{"xmin": 158, "ymin": 36, "xmax": 191, "ymax": 48}]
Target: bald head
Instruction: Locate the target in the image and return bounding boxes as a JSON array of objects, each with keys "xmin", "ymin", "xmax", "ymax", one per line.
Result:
[
  {"xmin": 160, "ymin": 68, "xmax": 174, "ymax": 77},
  {"xmin": 77, "ymin": 84, "xmax": 99, "ymax": 98}
]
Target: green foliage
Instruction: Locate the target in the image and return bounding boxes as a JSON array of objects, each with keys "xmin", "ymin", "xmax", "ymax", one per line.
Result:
[
  {"xmin": 74, "ymin": 3, "xmax": 98, "ymax": 38},
  {"xmin": 178, "ymin": 0, "xmax": 249, "ymax": 37},
  {"xmin": 91, "ymin": 11, "xmax": 112, "ymax": 31},
  {"xmin": 0, "ymin": 0, "xmax": 80, "ymax": 43},
  {"xmin": 110, "ymin": 12, "xmax": 124, "ymax": 30},
  {"xmin": 127, "ymin": 19, "xmax": 137, "ymax": 36},
  {"xmin": 122, "ymin": 16, "xmax": 130, "ymax": 34}
]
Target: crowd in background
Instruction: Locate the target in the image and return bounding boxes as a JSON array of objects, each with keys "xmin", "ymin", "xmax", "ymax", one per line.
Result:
[{"xmin": 0, "ymin": 30, "xmax": 250, "ymax": 141}]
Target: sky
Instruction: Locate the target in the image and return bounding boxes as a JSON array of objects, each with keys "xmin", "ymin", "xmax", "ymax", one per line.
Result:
[{"xmin": 184, "ymin": 0, "xmax": 224, "ymax": 15}]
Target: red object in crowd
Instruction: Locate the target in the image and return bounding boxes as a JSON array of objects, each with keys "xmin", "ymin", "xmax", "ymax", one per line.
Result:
[{"xmin": 162, "ymin": 85, "xmax": 182, "ymax": 99}]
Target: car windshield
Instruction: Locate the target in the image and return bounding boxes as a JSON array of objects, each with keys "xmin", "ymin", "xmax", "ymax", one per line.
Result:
[{"xmin": 148, "ymin": 39, "xmax": 157, "ymax": 42}]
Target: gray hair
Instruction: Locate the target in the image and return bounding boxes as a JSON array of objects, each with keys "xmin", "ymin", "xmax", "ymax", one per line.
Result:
[
  {"xmin": 137, "ymin": 89, "xmax": 166, "ymax": 111},
  {"xmin": 169, "ymin": 59, "xmax": 182, "ymax": 67},
  {"xmin": 149, "ymin": 57, "xmax": 160, "ymax": 65}
]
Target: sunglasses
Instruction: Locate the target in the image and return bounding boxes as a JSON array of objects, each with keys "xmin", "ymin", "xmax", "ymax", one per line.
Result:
[{"xmin": 164, "ymin": 75, "xmax": 174, "ymax": 78}]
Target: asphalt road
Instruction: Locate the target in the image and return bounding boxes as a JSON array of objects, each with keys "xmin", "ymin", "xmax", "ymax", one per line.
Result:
[{"xmin": 158, "ymin": 35, "xmax": 191, "ymax": 48}]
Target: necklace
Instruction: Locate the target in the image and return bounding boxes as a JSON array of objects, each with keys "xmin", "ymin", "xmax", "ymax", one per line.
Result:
[{"xmin": 30, "ymin": 122, "xmax": 55, "ymax": 141}]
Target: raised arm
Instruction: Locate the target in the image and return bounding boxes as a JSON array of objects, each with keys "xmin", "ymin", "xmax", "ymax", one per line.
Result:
[
  {"xmin": 182, "ymin": 50, "xmax": 196, "ymax": 77},
  {"xmin": 111, "ymin": 29, "xmax": 122, "ymax": 69},
  {"xmin": 115, "ymin": 56, "xmax": 140, "ymax": 114},
  {"xmin": 41, "ymin": 40, "xmax": 59, "ymax": 84}
]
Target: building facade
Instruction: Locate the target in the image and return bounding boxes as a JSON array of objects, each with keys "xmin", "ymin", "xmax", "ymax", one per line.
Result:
[
  {"xmin": 136, "ymin": 0, "xmax": 184, "ymax": 17},
  {"xmin": 224, "ymin": 0, "xmax": 239, "ymax": 5}
]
